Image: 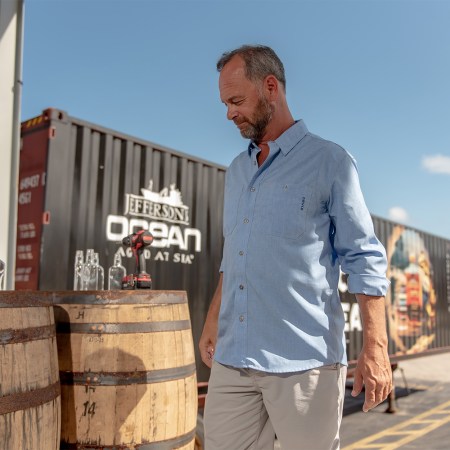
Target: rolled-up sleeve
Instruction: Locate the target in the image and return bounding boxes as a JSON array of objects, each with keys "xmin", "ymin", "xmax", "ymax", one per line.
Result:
[{"xmin": 328, "ymin": 154, "xmax": 390, "ymax": 296}]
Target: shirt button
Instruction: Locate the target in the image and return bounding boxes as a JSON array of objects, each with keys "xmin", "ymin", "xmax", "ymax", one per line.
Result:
[
  {"xmin": 250, "ymin": 187, "xmax": 256, "ymax": 192},
  {"xmin": 239, "ymin": 315, "xmax": 245, "ymax": 322},
  {"xmin": 239, "ymin": 251, "xmax": 244, "ymax": 256},
  {"xmin": 239, "ymin": 284, "xmax": 244, "ymax": 290},
  {"xmin": 243, "ymin": 218, "xmax": 249, "ymax": 224}
]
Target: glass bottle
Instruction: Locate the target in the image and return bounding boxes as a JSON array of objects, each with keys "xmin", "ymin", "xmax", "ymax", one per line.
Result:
[
  {"xmin": 93, "ymin": 252, "xmax": 104, "ymax": 290},
  {"xmin": 83, "ymin": 249, "xmax": 95, "ymax": 290},
  {"xmin": 0, "ymin": 259, "xmax": 5, "ymax": 291},
  {"xmin": 108, "ymin": 252, "xmax": 126, "ymax": 290},
  {"xmin": 73, "ymin": 250, "xmax": 84, "ymax": 290}
]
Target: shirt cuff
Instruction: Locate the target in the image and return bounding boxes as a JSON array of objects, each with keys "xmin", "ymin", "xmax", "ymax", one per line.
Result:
[{"xmin": 347, "ymin": 274, "xmax": 390, "ymax": 297}]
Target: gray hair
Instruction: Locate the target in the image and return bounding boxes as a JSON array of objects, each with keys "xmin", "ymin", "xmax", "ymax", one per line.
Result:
[{"xmin": 217, "ymin": 45, "xmax": 286, "ymax": 91}]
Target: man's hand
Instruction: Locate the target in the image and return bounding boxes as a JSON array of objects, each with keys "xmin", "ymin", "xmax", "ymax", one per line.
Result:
[
  {"xmin": 353, "ymin": 294, "xmax": 393, "ymax": 412},
  {"xmin": 199, "ymin": 273, "xmax": 223, "ymax": 368},
  {"xmin": 199, "ymin": 318, "xmax": 217, "ymax": 368},
  {"xmin": 352, "ymin": 344, "xmax": 392, "ymax": 412}
]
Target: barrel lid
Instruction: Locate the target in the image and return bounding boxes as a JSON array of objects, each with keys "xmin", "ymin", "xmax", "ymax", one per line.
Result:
[
  {"xmin": 51, "ymin": 290, "xmax": 188, "ymax": 305},
  {"xmin": 0, "ymin": 291, "xmax": 54, "ymax": 307}
]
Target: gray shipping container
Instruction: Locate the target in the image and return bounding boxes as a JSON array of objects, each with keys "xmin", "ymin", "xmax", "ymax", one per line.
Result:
[
  {"xmin": 17, "ymin": 108, "xmax": 450, "ymax": 383},
  {"xmin": 17, "ymin": 108, "xmax": 225, "ymax": 382}
]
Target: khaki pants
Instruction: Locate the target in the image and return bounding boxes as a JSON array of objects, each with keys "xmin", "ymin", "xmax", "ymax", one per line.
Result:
[{"xmin": 204, "ymin": 361, "xmax": 347, "ymax": 450}]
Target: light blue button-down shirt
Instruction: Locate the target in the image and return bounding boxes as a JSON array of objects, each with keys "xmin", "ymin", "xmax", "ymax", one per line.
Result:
[{"xmin": 215, "ymin": 120, "xmax": 389, "ymax": 373}]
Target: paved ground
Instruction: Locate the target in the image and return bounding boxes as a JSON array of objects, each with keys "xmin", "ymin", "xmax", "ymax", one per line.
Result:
[{"xmin": 275, "ymin": 352, "xmax": 450, "ymax": 449}]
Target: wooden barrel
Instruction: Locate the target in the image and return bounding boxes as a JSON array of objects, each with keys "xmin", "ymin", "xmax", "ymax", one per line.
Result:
[
  {"xmin": 53, "ymin": 290, "xmax": 197, "ymax": 449},
  {"xmin": 0, "ymin": 292, "xmax": 61, "ymax": 449}
]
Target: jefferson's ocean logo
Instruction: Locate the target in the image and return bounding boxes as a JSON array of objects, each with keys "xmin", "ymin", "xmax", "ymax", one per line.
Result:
[
  {"xmin": 106, "ymin": 181, "xmax": 202, "ymax": 257},
  {"xmin": 124, "ymin": 181, "xmax": 189, "ymax": 225}
]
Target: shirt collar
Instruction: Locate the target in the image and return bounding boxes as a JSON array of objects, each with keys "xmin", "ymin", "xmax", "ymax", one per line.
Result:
[{"xmin": 247, "ymin": 120, "xmax": 309, "ymax": 157}]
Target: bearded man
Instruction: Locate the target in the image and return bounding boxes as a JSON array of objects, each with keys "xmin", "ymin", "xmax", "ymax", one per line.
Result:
[{"xmin": 199, "ymin": 45, "xmax": 392, "ymax": 450}]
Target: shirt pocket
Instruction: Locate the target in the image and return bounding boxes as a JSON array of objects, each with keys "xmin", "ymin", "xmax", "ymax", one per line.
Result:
[
  {"xmin": 223, "ymin": 183, "xmax": 244, "ymax": 236},
  {"xmin": 258, "ymin": 182, "xmax": 311, "ymax": 239}
]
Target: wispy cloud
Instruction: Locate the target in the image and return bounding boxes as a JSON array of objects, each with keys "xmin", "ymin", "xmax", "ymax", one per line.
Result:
[
  {"xmin": 388, "ymin": 207, "xmax": 409, "ymax": 224},
  {"xmin": 422, "ymin": 154, "xmax": 450, "ymax": 175}
]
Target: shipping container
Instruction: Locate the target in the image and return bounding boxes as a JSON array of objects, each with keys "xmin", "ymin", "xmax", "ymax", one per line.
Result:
[
  {"xmin": 17, "ymin": 108, "xmax": 450, "ymax": 383},
  {"xmin": 17, "ymin": 108, "xmax": 225, "ymax": 382}
]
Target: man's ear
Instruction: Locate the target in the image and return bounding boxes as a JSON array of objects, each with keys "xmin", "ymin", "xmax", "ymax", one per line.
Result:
[{"xmin": 265, "ymin": 75, "xmax": 279, "ymax": 100}]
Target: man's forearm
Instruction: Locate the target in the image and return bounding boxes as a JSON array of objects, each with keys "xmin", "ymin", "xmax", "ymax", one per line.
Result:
[
  {"xmin": 353, "ymin": 293, "xmax": 392, "ymax": 411},
  {"xmin": 356, "ymin": 294, "xmax": 388, "ymax": 349},
  {"xmin": 199, "ymin": 273, "xmax": 223, "ymax": 367},
  {"xmin": 207, "ymin": 272, "xmax": 223, "ymax": 320}
]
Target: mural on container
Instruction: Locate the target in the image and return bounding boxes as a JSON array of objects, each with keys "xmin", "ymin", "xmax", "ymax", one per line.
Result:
[
  {"xmin": 385, "ymin": 226, "xmax": 437, "ymax": 355},
  {"xmin": 339, "ymin": 224, "xmax": 442, "ymax": 361}
]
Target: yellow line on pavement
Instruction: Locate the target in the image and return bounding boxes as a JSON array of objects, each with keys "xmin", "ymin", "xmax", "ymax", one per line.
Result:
[{"xmin": 342, "ymin": 399, "xmax": 450, "ymax": 450}]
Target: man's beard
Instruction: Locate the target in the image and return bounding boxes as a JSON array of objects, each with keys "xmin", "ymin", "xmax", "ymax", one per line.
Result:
[{"xmin": 237, "ymin": 96, "xmax": 272, "ymax": 142}]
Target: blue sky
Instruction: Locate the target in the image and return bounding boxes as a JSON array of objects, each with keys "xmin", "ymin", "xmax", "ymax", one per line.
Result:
[{"xmin": 22, "ymin": 0, "xmax": 450, "ymax": 239}]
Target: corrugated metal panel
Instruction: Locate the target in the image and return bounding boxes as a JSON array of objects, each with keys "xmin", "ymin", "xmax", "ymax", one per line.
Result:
[
  {"xmin": 19, "ymin": 108, "xmax": 450, "ymax": 380},
  {"xmin": 20, "ymin": 108, "xmax": 225, "ymax": 382}
]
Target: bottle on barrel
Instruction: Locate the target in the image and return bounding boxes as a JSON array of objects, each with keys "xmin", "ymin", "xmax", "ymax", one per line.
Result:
[
  {"xmin": 93, "ymin": 252, "xmax": 105, "ymax": 290},
  {"xmin": 82, "ymin": 249, "xmax": 96, "ymax": 290},
  {"xmin": 78, "ymin": 249, "xmax": 105, "ymax": 290},
  {"xmin": 108, "ymin": 251, "xmax": 126, "ymax": 290},
  {"xmin": 73, "ymin": 251, "xmax": 84, "ymax": 290},
  {"xmin": 0, "ymin": 259, "xmax": 5, "ymax": 290}
]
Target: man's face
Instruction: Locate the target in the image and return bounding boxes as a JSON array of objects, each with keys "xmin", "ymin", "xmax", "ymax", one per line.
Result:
[{"xmin": 219, "ymin": 56, "xmax": 272, "ymax": 142}]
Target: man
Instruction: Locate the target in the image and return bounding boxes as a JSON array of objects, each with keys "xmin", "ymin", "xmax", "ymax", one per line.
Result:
[{"xmin": 199, "ymin": 45, "xmax": 392, "ymax": 450}]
